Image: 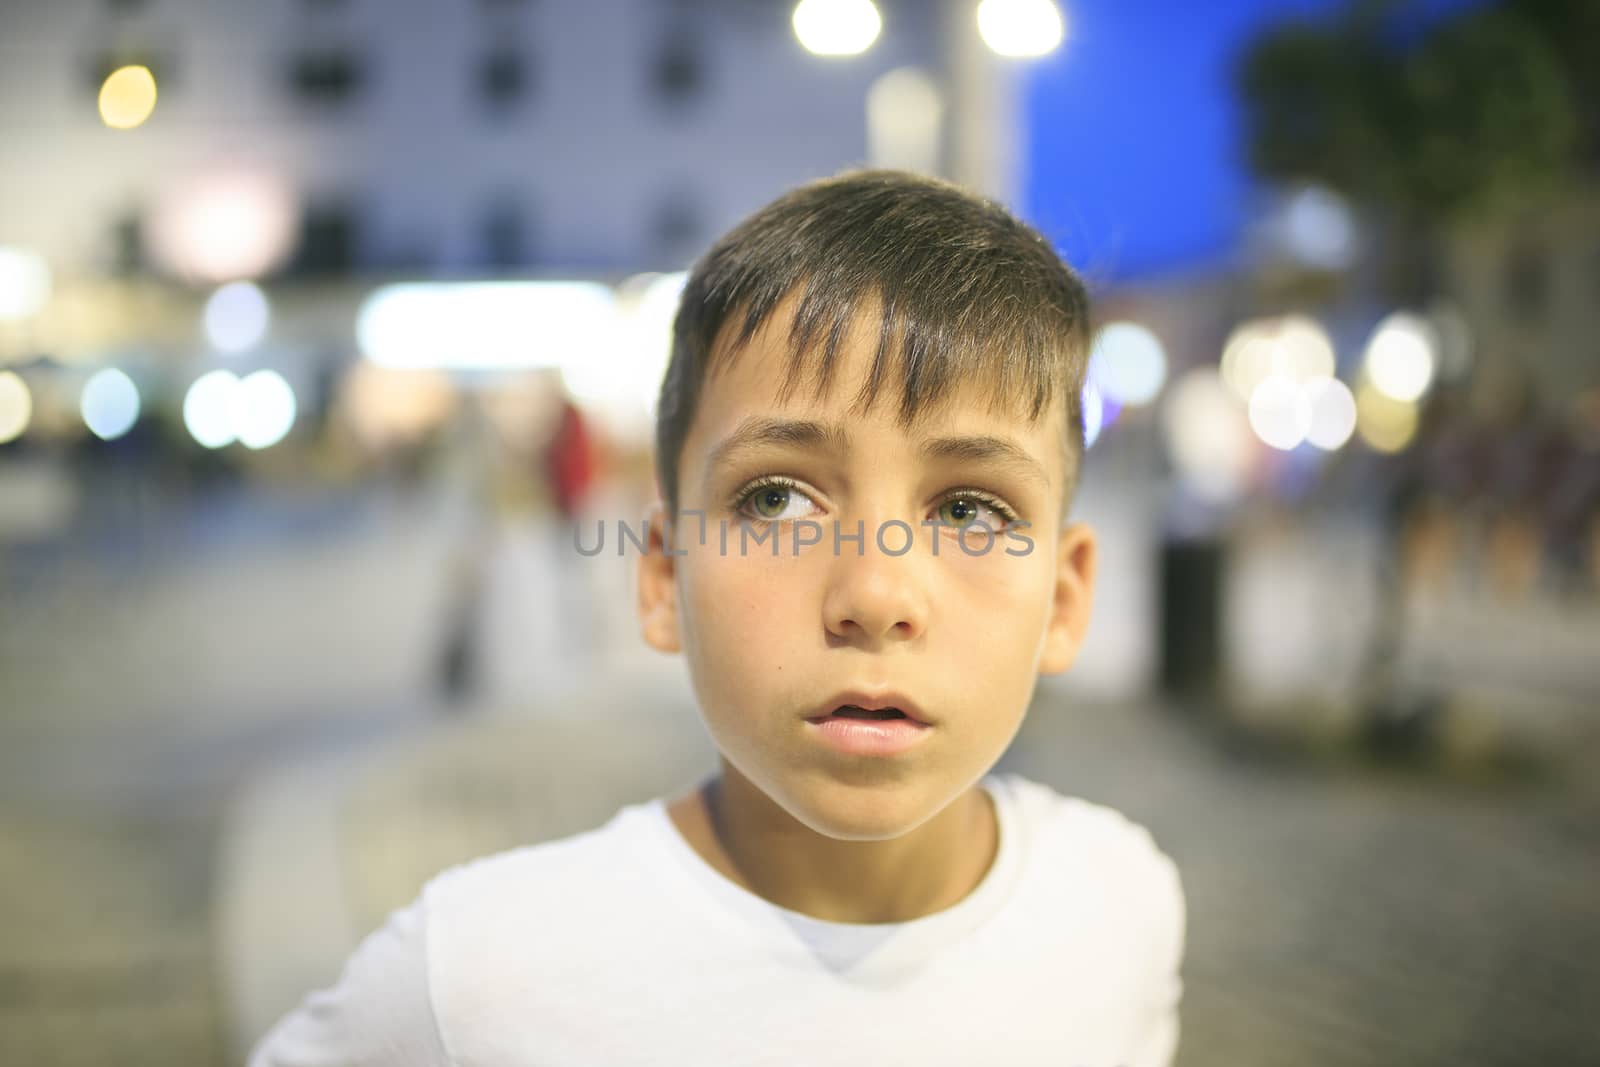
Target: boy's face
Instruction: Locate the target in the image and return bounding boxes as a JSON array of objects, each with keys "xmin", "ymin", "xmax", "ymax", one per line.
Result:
[{"xmin": 638, "ymin": 296, "xmax": 1096, "ymax": 841}]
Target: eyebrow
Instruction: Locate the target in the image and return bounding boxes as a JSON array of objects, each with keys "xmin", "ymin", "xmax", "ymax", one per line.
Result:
[{"xmin": 704, "ymin": 417, "xmax": 1049, "ymax": 491}]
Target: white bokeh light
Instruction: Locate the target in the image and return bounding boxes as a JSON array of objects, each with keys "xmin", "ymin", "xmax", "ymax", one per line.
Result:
[
  {"xmin": 358, "ymin": 281, "xmax": 617, "ymax": 371},
  {"xmin": 80, "ymin": 368, "xmax": 141, "ymax": 441},
  {"xmin": 792, "ymin": 0, "xmax": 881, "ymax": 56},
  {"xmin": 1221, "ymin": 314, "xmax": 1335, "ymax": 401},
  {"xmin": 184, "ymin": 370, "xmax": 240, "ymax": 449},
  {"xmin": 149, "ymin": 171, "xmax": 298, "ymax": 284},
  {"xmin": 1364, "ymin": 312, "xmax": 1437, "ymax": 403},
  {"xmin": 1089, "ymin": 321, "xmax": 1168, "ymax": 407},
  {"xmin": 560, "ymin": 271, "xmax": 686, "ymax": 439},
  {"xmin": 234, "ymin": 370, "xmax": 297, "ymax": 450},
  {"xmin": 1283, "ymin": 186, "xmax": 1356, "ymax": 270},
  {"xmin": 0, "ymin": 371, "xmax": 32, "ymax": 444},
  {"xmin": 1082, "ymin": 380, "xmax": 1105, "ymax": 449},
  {"xmin": 1248, "ymin": 375, "xmax": 1312, "ymax": 451},
  {"xmin": 1303, "ymin": 377, "xmax": 1357, "ymax": 451},
  {"xmin": 204, "ymin": 282, "xmax": 271, "ymax": 353},
  {"xmin": 976, "ymin": 0, "xmax": 1066, "ymax": 58},
  {"xmin": 0, "ymin": 247, "xmax": 51, "ymax": 321}
]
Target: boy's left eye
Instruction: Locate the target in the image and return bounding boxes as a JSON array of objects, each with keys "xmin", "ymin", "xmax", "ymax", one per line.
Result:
[{"xmin": 934, "ymin": 493, "xmax": 1016, "ymax": 529}]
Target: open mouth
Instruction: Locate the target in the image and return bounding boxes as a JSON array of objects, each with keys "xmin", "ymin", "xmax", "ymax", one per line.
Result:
[{"xmin": 829, "ymin": 705, "xmax": 908, "ymax": 720}]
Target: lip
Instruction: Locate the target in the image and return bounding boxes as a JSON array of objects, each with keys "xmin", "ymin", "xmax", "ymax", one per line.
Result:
[
  {"xmin": 806, "ymin": 690, "xmax": 934, "ymax": 727},
  {"xmin": 804, "ymin": 715, "xmax": 931, "ymax": 757}
]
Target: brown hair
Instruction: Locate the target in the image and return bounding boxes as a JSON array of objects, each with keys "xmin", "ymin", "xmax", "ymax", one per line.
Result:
[{"xmin": 654, "ymin": 169, "xmax": 1092, "ymax": 516}]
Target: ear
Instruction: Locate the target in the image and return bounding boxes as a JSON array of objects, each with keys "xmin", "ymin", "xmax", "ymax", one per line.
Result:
[
  {"xmin": 1037, "ymin": 521, "xmax": 1097, "ymax": 675},
  {"xmin": 637, "ymin": 502, "xmax": 683, "ymax": 654}
]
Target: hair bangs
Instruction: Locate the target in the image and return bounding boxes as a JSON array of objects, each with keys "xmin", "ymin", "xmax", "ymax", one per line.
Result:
[{"xmin": 656, "ymin": 169, "xmax": 1091, "ymax": 515}]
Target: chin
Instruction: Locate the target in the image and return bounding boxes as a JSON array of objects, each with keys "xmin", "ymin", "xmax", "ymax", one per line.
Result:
[{"xmin": 779, "ymin": 776, "xmax": 943, "ymax": 841}]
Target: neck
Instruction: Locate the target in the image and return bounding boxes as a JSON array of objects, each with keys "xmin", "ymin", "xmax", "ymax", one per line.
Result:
[{"xmin": 673, "ymin": 764, "xmax": 999, "ymax": 924}]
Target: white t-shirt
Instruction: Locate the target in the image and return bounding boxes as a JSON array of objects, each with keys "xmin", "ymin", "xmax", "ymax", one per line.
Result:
[{"xmin": 249, "ymin": 772, "xmax": 1185, "ymax": 1067}]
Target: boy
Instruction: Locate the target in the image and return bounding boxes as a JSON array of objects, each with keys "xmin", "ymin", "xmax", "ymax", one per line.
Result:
[{"xmin": 250, "ymin": 170, "xmax": 1185, "ymax": 1066}]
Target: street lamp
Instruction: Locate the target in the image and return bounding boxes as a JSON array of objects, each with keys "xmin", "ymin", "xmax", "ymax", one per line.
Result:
[
  {"xmin": 792, "ymin": 0, "xmax": 882, "ymax": 57},
  {"xmin": 976, "ymin": 0, "xmax": 1065, "ymax": 58}
]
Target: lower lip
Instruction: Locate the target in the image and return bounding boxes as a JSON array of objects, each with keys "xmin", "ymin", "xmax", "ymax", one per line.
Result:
[{"xmin": 804, "ymin": 716, "xmax": 932, "ymax": 757}]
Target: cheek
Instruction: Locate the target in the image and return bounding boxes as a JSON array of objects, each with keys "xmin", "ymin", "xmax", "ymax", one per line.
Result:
[
  {"xmin": 679, "ymin": 549, "xmax": 815, "ymax": 685},
  {"xmin": 937, "ymin": 531, "xmax": 1056, "ymax": 618},
  {"xmin": 936, "ymin": 537, "xmax": 1058, "ymax": 681}
]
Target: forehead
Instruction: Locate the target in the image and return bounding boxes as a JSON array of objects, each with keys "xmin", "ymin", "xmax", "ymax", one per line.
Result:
[
  {"xmin": 685, "ymin": 294, "xmax": 1068, "ymax": 488},
  {"xmin": 707, "ymin": 290, "xmax": 1047, "ymax": 425}
]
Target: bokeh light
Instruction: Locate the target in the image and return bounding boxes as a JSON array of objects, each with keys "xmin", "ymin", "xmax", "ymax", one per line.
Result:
[
  {"xmin": 1162, "ymin": 367, "xmax": 1254, "ymax": 502},
  {"xmin": 80, "ymin": 368, "xmax": 141, "ymax": 441},
  {"xmin": 1429, "ymin": 302, "xmax": 1474, "ymax": 383},
  {"xmin": 866, "ymin": 67, "xmax": 943, "ymax": 175},
  {"xmin": 564, "ymin": 271, "xmax": 686, "ymax": 435},
  {"xmin": 0, "ymin": 246, "xmax": 52, "ymax": 321},
  {"xmin": 1355, "ymin": 381, "xmax": 1419, "ymax": 453},
  {"xmin": 1082, "ymin": 380, "xmax": 1105, "ymax": 448},
  {"xmin": 976, "ymin": 0, "xmax": 1066, "ymax": 58},
  {"xmin": 340, "ymin": 364, "xmax": 457, "ymax": 451},
  {"xmin": 1282, "ymin": 185, "xmax": 1356, "ymax": 270},
  {"xmin": 183, "ymin": 370, "xmax": 241, "ymax": 449},
  {"xmin": 148, "ymin": 171, "xmax": 299, "ymax": 284},
  {"xmin": 1364, "ymin": 312, "xmax": 1437, "ymax": 403},
  {"xmin": 98, "ymin": 65, "xmax": 158, "ymax": 130},
  {"xmin": 1248, "ymin": 375, "xmax": 1311, "ymax": 451},
  {"xmin": 358, "ymin": 281, "xmax": 618, "ymax": 371},
  {"xmin": 0, "ymin": 371, "xmax": 33, "ymax": 444},
  {"xmin": 1302, "ymin": 376, "xmax": 1357, "ymax": 451},
  {"xmin": 792, "ymin": 0, "xmax": 881, "ymax": 56},
  {"xmin": 235, "ymin": 370, "xmax": 297, "ymax": 450},
  {"xmin": 1221, "ymin": 314, "xmax": 1336, "ymax": 401},
  {"xmin": 1089, "ymin": 321, "xmax": 1168, "ymax": 407},
  {"xmin": 205, "ymin": 282, "xmax": 271, "ymax": 353}
]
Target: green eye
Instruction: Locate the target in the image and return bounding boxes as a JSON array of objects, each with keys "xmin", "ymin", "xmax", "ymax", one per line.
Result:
[
  {"xmin": 733, "ymin": 477, "xmax": 816, "ymax": 523},
  {"xmin": 938, "ymin": 496, "xmax": 984, "ymax": 527},
  {"xmin": 752, "ymin": 486, "xmax": 790, "ymax": 519},
  {"xmin": 935, "ymin": 491, "xmax": 1017, "ymax": 528}
]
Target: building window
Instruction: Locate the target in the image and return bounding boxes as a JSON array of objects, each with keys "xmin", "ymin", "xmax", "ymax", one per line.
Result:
[
  {"xmin": 651, "ymin": 189, "xmax": 703, "ymax": 264},
  {"xmin": 651, "ymin": 35, "xmax": 705, "ymax": 109},
  {"xmin": 478, "ymin": 50, "xmax": 531, "ymax": 113},
  {"xmin": 480, "ymin": 199, "xmax": 532, "ymax": 270},
  {"xmin": 287, "ymin": 204, "xmax": 360, "ymax": 277},
  {"xmin": 288, "ymin": 50, "xmax": 364, "ymax": 107}
]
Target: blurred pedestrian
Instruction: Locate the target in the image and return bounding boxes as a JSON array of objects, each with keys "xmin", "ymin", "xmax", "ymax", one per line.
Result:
[{"xmin": 539, "ymin": 395, "xmax": 603, "ymax": 668}]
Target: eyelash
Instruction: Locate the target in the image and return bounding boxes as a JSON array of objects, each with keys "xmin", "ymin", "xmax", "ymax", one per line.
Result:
[{"xmin": 730, "ymin": 476, "xmax": 1021, "ymax": 526}]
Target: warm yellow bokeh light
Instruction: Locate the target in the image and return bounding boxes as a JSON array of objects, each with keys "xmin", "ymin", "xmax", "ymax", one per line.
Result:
[
  {"xmin": 0, "ymin": 371, "xmax": 34, "ymax": 445},
  {"xmin": 99, "ymin": 65, "xmax": 158, "ymax": 130},
  {"xmin": 1355, "ymin": 381, "xmax": 1418, "ymax": 453}
]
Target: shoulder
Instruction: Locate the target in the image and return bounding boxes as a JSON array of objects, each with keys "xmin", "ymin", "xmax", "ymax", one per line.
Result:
[
  {"xmin": 419, "ymin": 801, "xmax": 662, "ymax": 965},
  {"xmin": 994, "ymin": 773, "xmax": 1185, "ymax": 929}
]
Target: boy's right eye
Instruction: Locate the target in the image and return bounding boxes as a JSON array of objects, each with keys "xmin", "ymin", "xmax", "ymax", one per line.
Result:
[{"xmin": 735, "ymin": 478, "xmax": 819, "ymax": 522}]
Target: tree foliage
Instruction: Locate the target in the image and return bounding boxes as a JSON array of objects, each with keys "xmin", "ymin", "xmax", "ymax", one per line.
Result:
[{"xmin": 1238, "ymin": 0, "xmax": 1596, "ymax": 224}]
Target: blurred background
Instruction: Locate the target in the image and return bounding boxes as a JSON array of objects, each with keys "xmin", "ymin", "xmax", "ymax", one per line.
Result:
[{"xmin": 2, "ymin": 0, "xmax": 1597, "ymax": 1063}]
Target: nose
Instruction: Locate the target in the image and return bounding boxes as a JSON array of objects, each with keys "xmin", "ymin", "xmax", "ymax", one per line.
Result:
[{"xmin": 821, "ymin": 525, "xmax": 930, "ymax": 647}]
